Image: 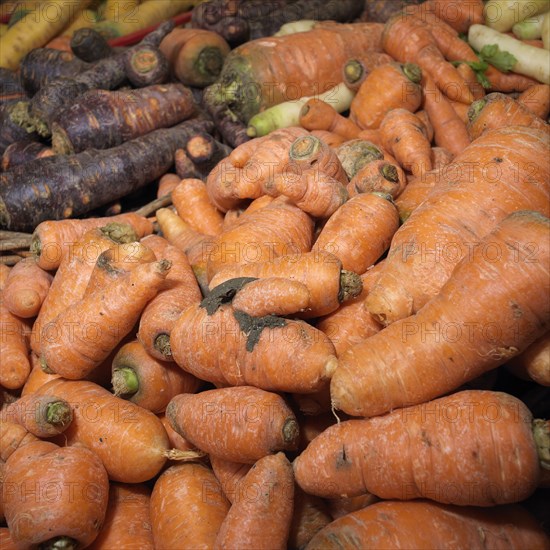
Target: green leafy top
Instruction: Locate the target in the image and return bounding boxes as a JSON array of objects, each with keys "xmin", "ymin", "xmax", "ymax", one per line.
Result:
[{"xmin": 455, "ymin": 44, "xmax": 518, "ymax": 89}]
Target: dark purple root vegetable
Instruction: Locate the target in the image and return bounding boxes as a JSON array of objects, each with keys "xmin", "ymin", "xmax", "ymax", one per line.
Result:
[
  {"xmin": 0, "ymin": 118, "xmax": 214, "ymax": 231},
  {"xmin": 192, "ymin": 0, "xmax": 363, "ymax": 45},
  {"xmin": 175, "ymin": 148, "xmax": 203, "ymax": 180},
  {"xmin": 123, "ymin": 45, "xmax": 169, "ymax": 87},
  {"xmin": 19, "ymin": 49, "xmax": 91, "ymax": 95},
  {"xmin": 51, "ymin": 83, "xmax": 196, "ymax": 154},
  {"xmin": 0, "ymin": 69, "xmax": 26, "ymax": 105},
  {"xmin": 1, "ymin": 140, "xmax": 54, "ymax": 171},
  {"xmin": 70, "ymin": 27, "xmax": 115, "ymax": 63},
  {"xmin": 10, "ymin": 20, "xmax": 176, "ymax": 137},
  {"xmin": 0, "ymin": 102, "xmax": 39, "ymax": 156}
]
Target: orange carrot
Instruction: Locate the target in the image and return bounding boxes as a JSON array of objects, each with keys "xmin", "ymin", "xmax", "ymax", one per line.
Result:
[
  {"xmin": 157, "ymin": 172, "xmax": 181, "ymax": 198},
  {"xmin": 205, "ymin": 196, "xmax": 314, "ymax": 281},
  {"xmin": 506, "ymin": 332, "xmax": 550, "ymax": 387},
  {"xmin": 309, "ymin": 130, "xmax": 347, "ymax": 148},
  {"xmin": 170, "ymin": 278, "xmax": 337, "ymax": 393},
  {"xmin": 89, "ymin": 483, "xmax": 154, "ymax": 550},
  {"xmin": 336, "ymin": 211, "xmax": 550, "ymax": 417},
  {"xmin": 335, "ymin": 138, "xmax": 385, "ymax": 180},
  {"xmin": 31, "ymin": 223, "xmax": 139, "ymax": 356},
  {"xmin": 158, "ymin": 413, "xmax": 196, "ymax": 453},
  {"xmin": 299, "ymin": 99, "xmax": 361, "ymax": 140},
  {"xmin": 1, "ymin": 256, "xmax": 53, "ymax": 318},
  {"xmin": 305, "ymin": 500, "xmax": 550, "ymax": 549},
  {"xmin": 3, "ymin": 440, "xmax": 109, "ymax": 549},
  {"xmin": 517, "ymin": 83, "xmax": 550, "ymax": 119},
  {"xmin": 422, "ymin": 75, "xmax": 471, "ymax": 156},
  {"xmin": 172, "ymin": 177, "xmax": 225, "ymax": 236},
  {"xmin": 209, "ymin": 455, "xmax": 252, "ymax": 503},
  {"xmin": 214, "ymin": 452, "xmax": 294, "ymax": 550},
  {"xmin": 84, "ymin": 240, "xmax": 157, "ymax": 296},
  {"xmin": 21, "ymin": 353, "xmax": 61, "ymax": 396},
  {"xmin": 382, "ymin": 14, "xmax": 474, "ymax": 105},
  {"xmin": 341, "ymin": 52, "xmax": 395, "ymax": 91},
  {"xmin": 206, "ymin": 126, "xmax": 309, "ymax": 212},
  {"xmin": 347, "ymin": 159, "xmax": 407, "ymax": 199},
  {"xmin": 137, "ymin": 234, "xmax": 202, "ymax": 360},
  {"xmin": 379, "ymin": 108, "xmax": 433, "ymax": 176},
  {"xmin": 467, "ymin": 92, "xmax": 550, "ymax": 141},
  {"xmin": 0, "ymin": 295, "xmax": 30, "ymax": 390},
  {"xmin": 40, "ymin": 259, "xmax": 170, "ymax": 380},
  {"xmin": 394, "ymin": 170, "xmax": 440, "ymax": 223},
  {"xmin": 431, "ymin": 145, "xmax": 454, "ymax": 168},
  {"xmin": 289, "ymin": 488, "xmax": 333, "ymax": 549},
  {"xmin": 0, "ymin": 265, "xmax": 10, "ymax": 291},
  {"xmin": 415, "ymin": 109, "xmax": 434, "ymax": 141},
  {"xmin": 292, "ymin": 385, "xmax": 334, "ymax": 416},
  {"xmin": 30, "ymin": 213, "xmax": 153, "ymax": 271},
  {"xmin": 35, "ymin": 378, "xmax": 181, "ymax": 483},
  {"xmin": 0, "ymin": 421, "xmax": 38, "ymax": 462},
  {"xmin": 326, "ymin": 493, "xmax": 379, "ymax": 520},
  {"xmin": 295, "ymin": 390, "xmax": 545, "ymax": 504},
  {"xmin": 230, "ymin": 277, "xmax": 311, "ymax": 317},
  {"xmin": 312, "ymin": 193, "xmax": 399, "ymax": 274},
  {"xmin": 0, "ymin": 528, "xmax": 17, "ymax": 550},
  {"xmin": 350, "ymin": 62, "xmax": 424, "ymax": 129},
  {"xmin": 166, "ymin": 387, "xmax": 299, "ymax": 463},
  {"xmin": 456, "ymin": 61, "xmax": 486, "ymax": 100},
  {"xmin": 450, "ymin": 98, "xmax": 472, "ymax": 124},
  {"xmin": 0, "ymin": 393, "xmax": 72, "ymax": 438},
  {"xmin": 316, "ymin": 262, "xmax": 385, "ymax": 357},
  {"xmin": 209, "ymin": 250, "xmax": 363, "ymax": 319},
  {"xmin": 111, "ymin": 340, "xmax": 202, "ymax": 413},
  {"xmin": 356, "ymin": 128, "xmax": 383, "ymax": 146},
  {"xmin": 151, "ymin": 462, "xmax": 230, "ymax": 549},
  {"xmin": 419, "ymin": 0, "xmax": 484, "ymax": 34}
]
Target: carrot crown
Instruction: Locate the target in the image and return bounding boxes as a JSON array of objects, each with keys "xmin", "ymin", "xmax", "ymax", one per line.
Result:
[{"xmin": 401, "ymin": 63, "xmax": 422, "ymax": 84}]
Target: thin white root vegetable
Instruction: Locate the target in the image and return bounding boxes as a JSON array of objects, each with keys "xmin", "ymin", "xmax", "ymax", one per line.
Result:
[
  {"xmin": 274, "ymin": 19, "xmax": 317, "ymax": 36},
  {"xmin": 484, "ymin": 0, "xmax": 550, "ymax": 33},
  {"xmin": 246, "ymin": 83, "xmax": 355, "ymax": 137},
  {"xmin": 468, "ymin": 23, "xmax": 550, "ymax": 84},
  {"xmin": 512, "ymin": 11, "xmax": 548, "ymax": 39}
]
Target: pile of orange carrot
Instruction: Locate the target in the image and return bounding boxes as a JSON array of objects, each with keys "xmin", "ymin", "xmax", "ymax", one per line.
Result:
[{"xmin": 0, "ymin": 0, "xmax": 550, "ymax": 547}]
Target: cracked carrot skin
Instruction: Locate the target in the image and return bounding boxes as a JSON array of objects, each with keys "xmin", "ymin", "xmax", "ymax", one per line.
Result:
[
  {"xmin": 166, "ymin": 387, "xmax": 299, "ymax": 464},
  {"xmin": 294, "ymin": 390, "xmax": 542, "ymax": 505},
  {"xmin": 335, "ymin": 211, "xmax": 550, "ymax": 418},
  {"xmin": 305, "ymin": 500, "xmax": 550, "ymax": 550}
]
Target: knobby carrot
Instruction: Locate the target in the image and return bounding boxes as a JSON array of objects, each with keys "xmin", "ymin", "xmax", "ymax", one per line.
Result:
[
  {"xmin": 166, "ymin": 387, "xmax": 299, "ymax": 463},
  {"xmin": 30, "ymin": 213, "xmax": 153, "ymax": 271},
  {"xmin": 214, "ymin": 453, "xmax": 294, "ymax": 550},
  {"xmin": 171, "ymin": 177, "xmax": 225, "ymax": 236},
  {"xmin": 316, "ymin": 262, "xmax": 385, "ymax": 357},
  {"xmin": 312, "ymin": 193, "xmax": 399, "ymax": 274},
  {"xmin": 1, "ymin": 256, "xmax": 53, "ymax": 318},
  {"xmin": 230, "ymin": 277, "xmax": 311, "ymax": 317},
  {"xmin": 3, "ymin": 440, "xmax": 109, "ymax": 549},
  {"xmin": 84, "ymin": 240, "xmax": 156, "ymax": 296},
  {"xmin": 337, "ymin": 211, "xmax": 550, "ymax": 417},
  {"xmin": 40, "ymin": 260, "xmax": 170, "ymax": 380},
  {"xmin": 347, "ymin": 159, "xmax": 407, "ymax": 199},
  {"xmin": 205, "ymin": 196, "xmax": 314, "ymax": 282},
  {"xmin": 170, "ymin": 278, "xmax": 337, "ymax": 393},
  {"xmin": 467, "ymin": 92, "xmax": 550, "ymax": 141},
  {"xmin": 382, "ymin": 14, "xmax": 474, "ymax": 105},
  {"xmin": 350, "ymin": 62, "xmax": 424, "ymax": 129},
  {"xmin": 422, "ymin": 75, "xmax": 471, "ymax": 156},
  {"xmin": 35, "ymin": 378, "xmax": 181, "ymax": 483},
  {"xmin": 517, "ymin": 83, "xmax": 550, "ymax": 119},
  {"xmin": 365, "ymin": 126, "xmax": 549, "ymax": 325},
  {"xmin": 335, "ymin": 139, "xmax": 384, "ymax": 180},
  {"xmin": 137, "ymin": 234, "xmax": 202, "ymax": 360},
  {"xmin": 89, "ymin": 483, "xmax": 154, "ymax": 550},
  {"xmin": 299, "ymin": 98, "xmax": 361, "ymax": 140},
  {"xmin": 0, "ymin": 393, "xmax": 72, "ymax": 438},
  {"xmin": 111, "ymin": 340, "xmax": 202, "ymax": 413},
  {"xmin": 305, "ymin": 500, "xmax": 550, "ymax": 549},
  {"xmin": 379, "ymin": 108, "xmax": 433, "ymax": 176},
  {"xmin": 31, "ymin": 223, "xmax": 139, "ymax": 356},
  {"xmin": 295, "ymin": 390, "xmax": 544, "ymax": 505},
  {"xmin": 151, "ymin": 462, "xmax": 230, "ymax": 549},
  {"xmin": 209, "ymin": 250, "xmax": 362, "ymax": 319}
]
